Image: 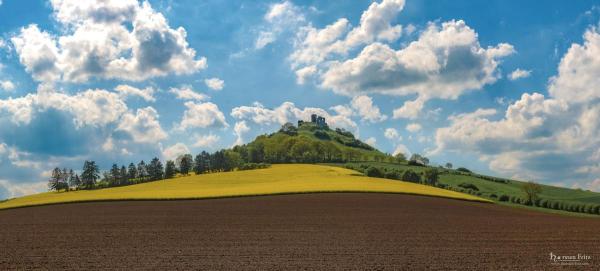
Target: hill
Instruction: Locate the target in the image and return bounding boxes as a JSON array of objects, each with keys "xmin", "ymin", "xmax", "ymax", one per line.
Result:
[
  {"xmin": 0, "ymin": 164, "xmax": 488, "ymax": 210},
  {"xmin": 232, "ymin": 121, "xmax": 390, "ymax": 164}
]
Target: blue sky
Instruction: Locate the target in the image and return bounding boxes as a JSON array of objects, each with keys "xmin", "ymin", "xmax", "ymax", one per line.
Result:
[{"xmin": 1, "ymin": 0, "xmax": 600, "ymax": 198}]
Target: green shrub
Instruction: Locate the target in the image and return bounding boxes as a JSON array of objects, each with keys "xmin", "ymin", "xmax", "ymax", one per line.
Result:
[
  {"xmin": 498, "ymin": 195, "xmax": 509, "ymax": 202},
  {"xmin": 401, "ymin": 170, "xmax": 421, "ymax": 183},
  {"xmin": 458, "ymin": 183, "xmax": 479, "ymax": 191},
  {"xmin": 238, "ymin": 163, "xmax": 271, "ymax": 170},
  {"xmin": 456, "ymin": 167, "xmax": 471, "ymax": 173},
  {"xmin": 384, "ymin": 170, "xmax": 401, "ymax": 180},
  {"xmin": 365, "ymin": 167, "xmax": 384, "ymax": 178},
  {"xmin": 422, "ymin": 169, "xmax": 439, "ymax": 186},
  {"xmin": 489, "ymin": 193, "xmax": 497, "ymax": 199}
]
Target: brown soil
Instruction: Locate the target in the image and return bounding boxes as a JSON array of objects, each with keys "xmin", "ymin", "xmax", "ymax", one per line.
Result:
[{"xmin": 1, "ymin": 193, "xmax": 598, "ymax": 270}]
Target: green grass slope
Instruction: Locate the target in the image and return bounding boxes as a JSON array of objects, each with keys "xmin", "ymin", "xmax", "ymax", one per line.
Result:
[
  {"xmin": 335, "ymin": 161, "xmax": 600, "ymax": 216},
  {"xmin": 0, "ymin": 164, "xmax": 489, "ymax": 210}
]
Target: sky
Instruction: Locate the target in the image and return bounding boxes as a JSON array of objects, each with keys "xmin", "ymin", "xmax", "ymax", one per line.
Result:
[{"xmin": 1, "ymin": 0, "xmax": 600, "ymax": 199}]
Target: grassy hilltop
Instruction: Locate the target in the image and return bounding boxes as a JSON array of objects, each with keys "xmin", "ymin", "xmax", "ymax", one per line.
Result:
[{"xmin": 0, "ymin": 164, "xmax": 488, "ymax": 210}]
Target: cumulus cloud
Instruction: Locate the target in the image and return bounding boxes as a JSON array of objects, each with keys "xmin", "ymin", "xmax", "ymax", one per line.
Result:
[
  {"xmin": 116, "ymin": 107, "xmax": 167, "ymax": 144},
  {"xmin": 350, "ymin": 95, "xmax": 387, "ymax": 123},
  {"xmin": 283, "ymin": 0, "xmax": 514, "ymax": 117},
  {"xmin": 114, "ymin": 84, "xmax": 155, "ymax": 102},
  {"xmin": 231, "ymin": 101, "xmax": 358, "ymax": 133},
  {"xmin": 204, "ymin": 78, "xmax": 224, "ymax": 91},
  {"xmin": 0, "ymin": 80, "xmax": 15, "ymax": 91},
  {"xmin": 193, "ymin": 134, "xmax": 220, "ymax": 148},
  {"xmin": 384, "ymin": 128, "xmax": 400, "ymax": 140},
  {"xmin": 162, "ymin": 142, "xmax": 190, "ymax": 161},
  {"xmin": 508, "ymin": 68, "xmax": 531, "ymax": 81},
  {"xmin": 321, "ymin": 21, "xmax": 513, "ymax": 98},
  {"xmin": 11, "ymin": 0, "xmax": 206, "ymax": 83},
  {"xmin": 393, "ymin": 144, "xmax": 410, "ymax": 156},
  {"xmin": 169, "ymin": 86, "xmax": 209, "ymax": 101},
  {"xmin": 256, "ymin": 1, "xmax": 305, "ymax": 49},
  {"xmin": 434, "ymin": 26, "xmax": 600, "ymax": 189},
  {"xmin": 290, "ymin": 0, "xmax": 405, "ymax": 70},
  {"xmin": 364, "ymin": 137, "xmax": 377, "ymax": 147},
  {"xmin": 233, "ymin": 121, "xmax": 250, "ymax": 146},
  {"xmin": 178, "ymin": 101, "xmax": 228, "ymax": 130},
  {"xmin": 0, "ymin": 88, "xmax": 128, "ymax": 127},
  {"xmin": 406, "ymin": 123, "xmax": 422, "ymax": 133}
]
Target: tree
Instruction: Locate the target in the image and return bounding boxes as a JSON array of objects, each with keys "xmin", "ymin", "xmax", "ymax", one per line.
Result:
[
  {"xmin": 279, "ymin": 122, "xmax": 298, "ymax": 136},
  {"xmin": 177, "ymin": 154, "xmax": 193, "ymax": 175},
  {"xmin": 394, "ymin": 153, "xmax": 407, "ymax": 163},
  {"xmin": 81, "ymin": 160, "xmax": 100, "ymax": 189},
  {"xmin": 401, "ymin": 170, "xmax": 421, "ymax": 183},
  {"xmin": 365, "ymin": 167, "xmax": 384, "ymax": 178},
  {"xmin": 423, "ymin": 169, "xmax": 439, "ymax": 186},
  {"xmin": 148, "ymin": 157, "xmax": 164, "ymax": 181},
  {"xmin": 128, "ymin": 163, "xmax": 138, "ymax": 180},
  {"xmin": 521, "ymin": 181, "xmax": 542, "ymax": 205},
  {"xmin": 109, "ymin": 164, "xmax": 120, "ymax": 186},
  {"xmin": 68, "ymin": 170, "xmax": 81, "ymax": 190},
  {"xmin": 164, "ymin": 160, "xmax": 177, "ymax": 179},
  {"xmin": 409, "ymin": 154, "xmax": 429, "ymax": 166},
  {"xmin": 137, "ymin": 160, "xmax": 148, "ymax": 181},
  {"xmin": 445, "ymin": 162, "xmax": 453, "ymax": 169},
  {"xmin": 120, "ymin": 165, "xmax": 128, "ymax": 185},
  {"xmin": 194, "ymin": 153, "xmax": 206, "ymax": 174},
  {"xmin": 48, "ymin": 167, "xmax": 63, "ymax": 191},
  {"xmin": 224, "ymin": 150, "xmax": 242, "ymax": 171}
]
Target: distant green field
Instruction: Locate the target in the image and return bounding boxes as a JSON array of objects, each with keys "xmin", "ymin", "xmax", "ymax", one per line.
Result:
[
  {"xmin": 332, "ymin": 161, "xmax": 600, "ymax": 216},
  {"xmin": 439, "ymin": 174, "xmax": 600, "ymax": 204},
  {"xmin": 0, "ymin": 164, "xmax": 489, "ymax": 210}
]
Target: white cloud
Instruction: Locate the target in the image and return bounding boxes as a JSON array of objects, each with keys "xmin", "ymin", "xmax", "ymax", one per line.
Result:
[
  {"xmin": 114, "ymin": 84, "xmax": 155, "ymax": 102},
  {"xmin": 162, "ymin": 142, "xmax": 190, "ymax": 161},
  {"xmin": 193, "ymin": 134, "xmax": 220, "ymax": 148},
  {"xmin": 393, "ymin": 144, "xmax": 410, "ymax": 156},
  {"xmin": 393, "ymin": 97, "xmax": 425, "ymax": 119},
  {"xmin": 231, "ymin": 101, "xmax": 357, "ymax": 133},
  {"xmin": 364, "ymin": 137, "xmax": 377, "ymax": 147},
  {"xmin": 321, "ymin": 21, "xmax": 514, "ymax": 99},
  {"xmin": 169, "ymin": 86, "xmax": 209, "ymax": 101},
  {"xmin": 406, "ymin": 123, "xmax": 422, "ymax": 133},
  {"xmin": 0, "ymin": 87, "xmax": 130, "ymax": 129},
  {"xmin": 0, "ymin": 80, "xmax": 15, "ymax": 91},
  {"xmin": 12, "ymin": 0, "xmax": 206, "ymax": 83},
  {"xmin": 384, "ymin": 128, "xmax": 400, "ymax": 140},
  {"xmin": 295, "ymin": 65, "xmax": 317, "ymax": 85},
  {"xmin": 350, "ymin": 95, "xmax": 387, "ymax": 123},
  {"xmin": 508, "ymin": 68, "xmax": 531, "ymax": 81},
  {"xmin": 178, "ymin": 101, "xmax": 228, "ymax": 130},
  {"xmin": 204, "ymin": 78, "xmax": 224, "ymax": 91},
  {"xmin": 10, "ymin": 25, "xmax": 61, "ymax": 82},
  {"xmin": 255, "ymin": 31, "xmax": 276, "ymax": 49},
  {"xmin": 286, "ymin": 3, "xmax": 514, "ymax": 117},
  {"xmin": 0, "ymin": 180, "xmax": 47, "ymax": 199},
  {"xmin": 549, "ymin": 28, "xmax": 600, "ymax": 103},
  {"xmin": 289, "ymin": 0, "xmax": 406, "ymax": 70},
  {"xmin": 329, "ymin": 104, "xmax": 353, "ymax": 117},
  {"xmin": 433, "ymin": 26, "xmax": 600, "ymax": 187},
  {"xmin": 102, "ymin": 137, "xmax": 114, "ymax": 151},
  {"xmin": 233, "ymin": 121, "xmax": 250, "ymax": 146},
  {"xmin": 256, "ymin": 1, "xmax": 305, "ymax": 49},
  {"xmin": 117, "ymin": 107, "xmax": 167, "ymax": 144}
]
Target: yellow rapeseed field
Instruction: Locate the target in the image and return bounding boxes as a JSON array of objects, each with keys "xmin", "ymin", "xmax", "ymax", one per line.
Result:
[{"xmin": 0, "ymin": 164, "xmax": 490, "ymax": 209}]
